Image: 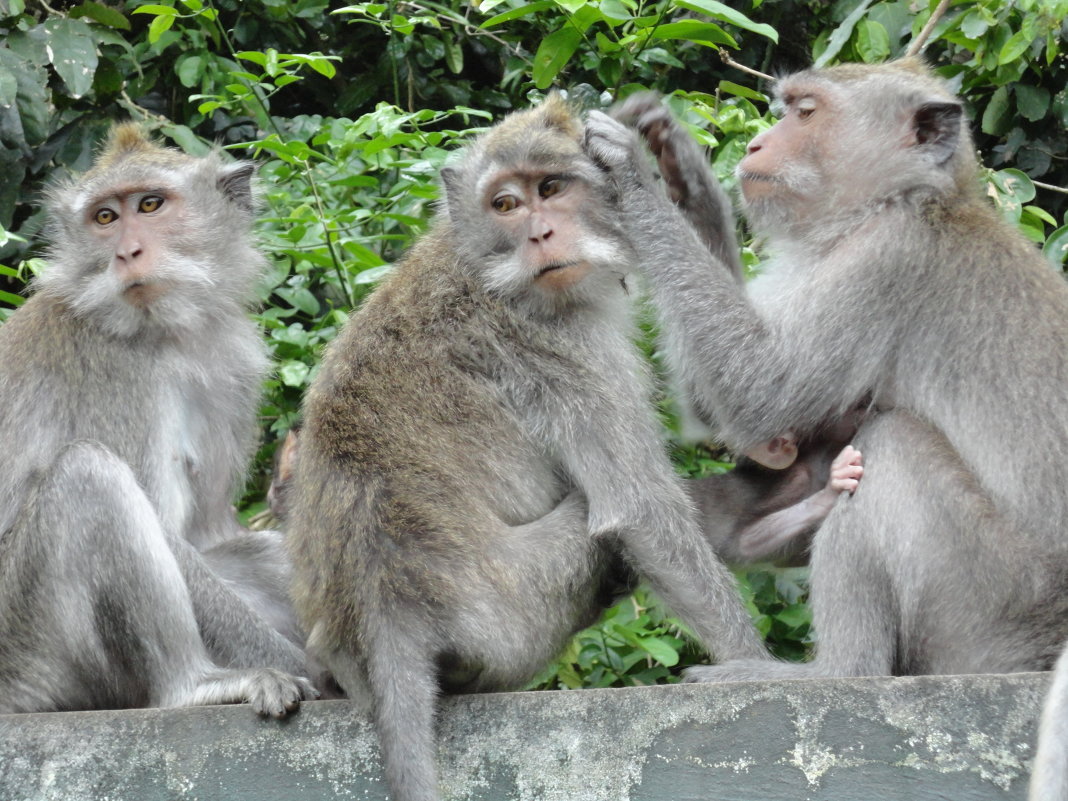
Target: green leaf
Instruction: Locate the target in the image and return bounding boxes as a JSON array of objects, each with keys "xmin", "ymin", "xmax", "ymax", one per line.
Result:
[
  {"xmin": 277, "ymin": 359, "xmax": 311, "ymax": 387},
  {"xmin": 717, "ymin": 79, "xmax": 765, "ymax": 101},
  {"xmin": 632, "ymin": 635, "xmax": 680, "ymax": 666},
  {"xmin": 996, "ymin": 168, "xmax": 1036, "ymax": 204},
  {"xmin": 599, "ymin": 0, "xmax": 631, "ymax": 22},
  {"xmin": 774, "ymin": 603, "xmax": 811, "ymax": 629},
  {"xmin": 480, "ymin": 0, "xmax": 553, "ymax": 27},
  {"xmin": 1015, "ymin": 85, "xmax": 1050, "ymax": 122},
  {"xmin": 1044, "ymin": 224, "xmax": 1068, "ymax": 267},
  {"xmin": 554, "ymin": 0, "xmax": 587, "ymax": 12},
  {"xmin": 0, "ymin": 64, "xmax": 15, "ymax": 107},
  {"xmin": 855, "ymin": 19, "xmax": 889, "ymax": 63},
  {"xmin": 0, "ymin": 289, "xmax": 24, "ymax": 307},
  {"xmin": 981, "ymin": 85, "xmax": 1011, "ymax": 136},
  {"xmin": 651, "ymin": 20, "xmax": 735, "ymax": 47},
  {"xmin": 532, "ymin": 26, "xmax": 582, "ymax": 89},
  {"xmin": 813, "ymin": 0, "xmax": 874, "ymax": 67},
  {"xmin": 162, "ymin": 123, "xmax": 210, "ymax": 156},
  {"xmin": 236, "ymin": 50, "xmax": 268, "ymax": 67},
  {"xmin": 275, "ymin": 285, "xmax": 321, "ymax": 315},
  {"xmin": 354, "ymin": 264, "xmax": 392, "ymax": 284},
  {"xmin": 306, "ymin": 55, "xmax": 338, "ymax": 78},
  {"xmin": 958, "ymin": 8, "xmax": 989, "ymax": 39},
  {"xmin": 998, "ymin": 31, "xmax": 1033, "ymax": 64},
  {"xmin": 43, "ymin": 17, "xmax": 98, "ymax": 98},
  {"xmin": 443, "ymin": 31, "xmax": 463, "ymax": 74},
  {"xmin": 148, "ymin": 12, "xmax": 175, "ymax": 43},
  {"xmin": 675, "ymin": 0, "xmax": 778, "ymax": 42},
  {"xmin": 1025, "ymin": 204, "xmax": 1057, "ymax": 227},
  {"xmin": 176, "ymin": 54, "xmax": 202, "ymax": 88},
  {"xmin": 69, "ymin": 1, "xmax": 131, "ymax": 30},
  {"xmin": 132, "ymin": 4, "xmax": 179, "ymax": 15}
]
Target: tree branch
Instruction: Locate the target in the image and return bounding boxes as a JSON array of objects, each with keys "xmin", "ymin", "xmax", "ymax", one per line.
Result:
[
  {"xmin": 717, "ymin": 49, "xmax": 773, "ymax": 83},
  {"xmin": 906, "ymin": 0, "xmax": 952, "ymax": 57}
]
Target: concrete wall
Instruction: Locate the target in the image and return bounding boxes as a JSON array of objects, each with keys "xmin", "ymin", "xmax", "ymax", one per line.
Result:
[{"xmin": 0, "ymin": 672, "xmax": 1049, "ymax": 801}]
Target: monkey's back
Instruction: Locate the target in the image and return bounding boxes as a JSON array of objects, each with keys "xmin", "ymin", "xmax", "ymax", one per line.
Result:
[{"xmin": 290, "ymin": 226, "xmax": 564, "ymax": 651}]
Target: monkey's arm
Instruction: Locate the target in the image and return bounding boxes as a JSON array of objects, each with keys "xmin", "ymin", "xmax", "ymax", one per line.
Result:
[
  {"xmin": 584, "ymin": 112, "xmax": 889, "ymax": 452},
  {"xmin": 612, "ymin": 93, "xmax": 744, "ymax": 283}
]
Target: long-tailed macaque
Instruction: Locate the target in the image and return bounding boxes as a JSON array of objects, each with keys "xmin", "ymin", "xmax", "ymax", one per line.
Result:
[
  {"xmin": 587, "ymin": 58, "xmax": 1068, "ymax": 681},
  {"xmin": 0, "ymin": 124, "xmax": 315, "ymax": 716},
  {"xmin": 287, "ymin": 97, "xmax": 773, "ymax": 801}
]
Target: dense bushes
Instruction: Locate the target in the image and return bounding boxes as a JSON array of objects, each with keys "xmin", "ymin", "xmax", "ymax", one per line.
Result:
[{"xmin": 2, "ymin": 0, "xmax": 1065, "ymax": 687}]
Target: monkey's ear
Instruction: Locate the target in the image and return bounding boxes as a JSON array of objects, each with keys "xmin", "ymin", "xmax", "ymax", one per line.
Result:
[
  {"xmin": 439, "ymin": 166, "xmax": 462, "ymax": 215},
  {"xmin": 912, "ymin": 101, "xmax": 962, "ymax": 166},
  {"xmin": 218, "ymin": 161, "xmax": 256, "ymax": 212}
]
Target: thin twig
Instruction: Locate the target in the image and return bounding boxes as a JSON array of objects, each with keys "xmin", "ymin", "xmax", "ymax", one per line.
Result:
[
  {"xmin": 1035, "ymin": 180, "xmax": 1068, "ymax": 196},
  {"xmin": 718, "ymin": 49, "xmax": 773, "ymax": 83},
  {"xmin": 905, "ymin": 0, "xmax": 952, "ymax": 57}
]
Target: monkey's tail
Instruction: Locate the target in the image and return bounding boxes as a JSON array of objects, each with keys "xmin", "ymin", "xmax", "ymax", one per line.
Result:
[{"xmin": 365, "ymin": 616, "xmax": 442, "ymax": 801}]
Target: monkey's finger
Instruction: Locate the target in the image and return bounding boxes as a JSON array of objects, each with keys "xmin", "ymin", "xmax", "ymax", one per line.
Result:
[{"xmin": 611, "ymin": 91, "xmax": 664, "ymax": 126}]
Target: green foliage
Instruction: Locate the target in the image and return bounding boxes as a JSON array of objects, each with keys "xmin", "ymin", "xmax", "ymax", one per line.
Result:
[{"xmin": 2, "ymin": 0, "xmax": 1067, "ymax": 686}]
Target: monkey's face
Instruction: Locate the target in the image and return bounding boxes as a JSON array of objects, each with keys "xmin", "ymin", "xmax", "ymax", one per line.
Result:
[
  {"xmin": 40, "ymin": 146, "xmax": 263, "ymax": 340},
  {"xmin": 738, "ymin": 65, "xmax": 967, "ymax": 238},
  {"xmin": 469, "ymin": 162, "xmax": 629, "ymax": 309},
  {"xmin": 735, "ymin": 84, "xmax": 832, "ymax": 234}
]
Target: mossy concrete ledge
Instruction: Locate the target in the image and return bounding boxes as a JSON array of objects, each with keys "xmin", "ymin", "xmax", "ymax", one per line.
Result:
[{"xmin": 0, "ymin": 672, "xmax": 1050, "ymax": 801}]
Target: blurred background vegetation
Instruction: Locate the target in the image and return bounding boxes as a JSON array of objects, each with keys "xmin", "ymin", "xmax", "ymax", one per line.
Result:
[{"xmin": 1, "ymin": 0, "xmax": 1066, "ymax": 688}]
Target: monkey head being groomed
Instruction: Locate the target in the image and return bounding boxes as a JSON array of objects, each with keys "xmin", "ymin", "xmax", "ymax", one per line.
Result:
[{"xmin": 287, "ymin": 96, "xmax": 772, "ymax": 801}]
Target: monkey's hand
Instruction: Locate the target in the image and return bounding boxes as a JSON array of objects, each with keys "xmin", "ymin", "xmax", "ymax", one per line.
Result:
[
  {"xmin": 612, "ymin": 92, "xmax": 691, "ymax": 206},
  {"xmin": 584, "ymin": 110, "xmax": 664, "ymax": 201},
  {"xmin": 828, "ymin": 444, "xmax": 864, "ymax": 495}
]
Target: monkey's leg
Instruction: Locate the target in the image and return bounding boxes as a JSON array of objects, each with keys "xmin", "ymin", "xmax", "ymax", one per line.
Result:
[
  {"xmin": 318, "ymin": 492, "xmax": 601, "ymax": 801},
  {"xmin": 201, "ymin": 530, "xmax": 305, "ymax": 649},
  {"xmin": 0, "ymin": 441, "xmax": 312, "ymax": 716}
]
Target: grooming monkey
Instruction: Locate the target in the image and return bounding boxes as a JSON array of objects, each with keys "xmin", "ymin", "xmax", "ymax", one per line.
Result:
[
  {"xmin": 612, "ymin": 92, "xmax": 864, "ymax": 565},
  {"xmin": 288, "ymin": 96, "xmax": 777, "ymax": 801},
  {"xmin": 589, "ymin": 58, "xmax": 1068, "ymax": 681},
  {"xmin": 0, "ymin": 124, "xmax": 315, "ymax": 716}
]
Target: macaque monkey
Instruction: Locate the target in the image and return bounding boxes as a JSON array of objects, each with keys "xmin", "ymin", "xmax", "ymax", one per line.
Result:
[
  {"xmin": 0, "ymin": 124, "xmax": 315, "ymax": 716},
  {"xmin": 612, "ymin": 93, "xmax": 864, "ymax": 565},
  {"xmin": 587, "ymin": 58, "xmax": 1068, "ymax": 681},
  {"xmin": 287, "ymin": 96, "xmax": 771, "ymax": 801}
]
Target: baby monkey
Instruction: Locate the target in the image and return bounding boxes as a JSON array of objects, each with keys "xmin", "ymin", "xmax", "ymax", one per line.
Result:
[{"xmin": 288, "ymin": 97, "xmax": 773, "ymax": 801}]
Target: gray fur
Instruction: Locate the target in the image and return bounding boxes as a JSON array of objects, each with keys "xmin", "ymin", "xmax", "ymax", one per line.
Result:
[
  {"xmin": 0, "ymin": 126, "xmax": 314, "ymax": 716},
  {"xmin": 288, "ymin": 99, "xmax": 769, "ymax": 801},
  {"xmin": 587, "ymin": 59, "xmax": 1068, "ymax": 682},
  {"xmin": 1031, "ymin": 640, "xmax": 1068, "ymax": 801}
]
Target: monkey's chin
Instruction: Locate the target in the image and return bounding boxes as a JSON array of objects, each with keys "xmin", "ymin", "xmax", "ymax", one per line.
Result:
[
  {"xmin": 738, "ymin": 173, "xmax": 780, "ymax": 202},
  {"xmin": 533, "ymin": 261, "xmax": 591, "ymax": 292}
]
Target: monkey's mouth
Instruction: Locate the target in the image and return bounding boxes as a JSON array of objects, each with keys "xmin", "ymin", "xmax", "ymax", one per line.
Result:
[
  {"xmin": 123, "ymin": 281, "xmax": 166, "ymax": 309},
  {"xmin": 535, "ymin": 260, "xmax": 591, "ymax": 291}
]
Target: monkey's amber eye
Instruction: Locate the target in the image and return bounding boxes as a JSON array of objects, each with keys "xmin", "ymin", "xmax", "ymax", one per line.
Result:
[
  {"xmin": 138, "ymin": 195, "xmax": 164, "ymax": 213},
  {"xmin": 539, "ymin": 177, "xmax": 568, "ymax": 198},
  {"xmin": 93, "ymin": 208, "xmax": 117, "ymax": 226},
  {"xmin": 492, "ymin": 194, "xmax": 518, "ymax": 213}
]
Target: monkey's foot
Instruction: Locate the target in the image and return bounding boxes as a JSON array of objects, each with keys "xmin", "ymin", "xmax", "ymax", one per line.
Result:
[
  {"xmin": 187, "ymin": 667, "xmax": 318, "ymax": 718},
  {"xmin": 683, "ymin": 659, "xmax": 813, "ymax": 683}
]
